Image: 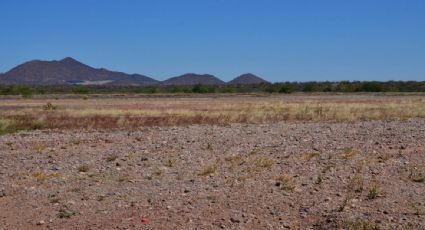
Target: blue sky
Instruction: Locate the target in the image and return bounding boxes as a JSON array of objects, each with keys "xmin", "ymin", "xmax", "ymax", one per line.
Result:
[{"xmin": 1, "ymin": 0, "xmax": 424, "ymax": 82}]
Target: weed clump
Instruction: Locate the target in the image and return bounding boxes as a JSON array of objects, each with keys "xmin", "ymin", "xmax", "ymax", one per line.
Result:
[
  {"xmin": 106, "ymin": 155, "xmax": 118, "ymax": 162},
  {"xmin": 256, "ymin": 157, "xmax": 275, "ymax": 168},
  {"xmin": 300, "ymin": 152, "xmax": 320, "ymax": 161},
  {"xmin": 164, "ymin": 159, "xmax": 174, "ymax": 167},
  {"xmin": 32, "ymin": 171, "xmax": 61, "ymax": 181},
  {"xmin": 57, "ymin": 205, "xmax": 77, "ymax": 218},
  {"xmin": 350, "ymin": 175, "xmax": 364, "ymax": 193},
  {"xmin": 77, "ymin": 165, "xmax": 90, "ymax": 173},
  {"xmin": 342, "ymin": 147, "xmax": 357, "ymax": 159},
  {"xmin": 43, "ymin": 102, "xmax": 57, "ymax": 111},
  {"xmin": 409, "ymin": 167, "xmax": 425, "ymax": 183},
  {"xmin": 198, "ymin": 164, "xmax": 216, "ymax": 176},
  {"xmin": 344, "ymin": 219, "xmax": 380, "ymax": 230},
  {"xmin": 367, "ymin": 186, "xmax": 380, "ymax": 200},
  {"xmin": 274, "ymin": 175, "xmax": 295, "ymax": 192}
]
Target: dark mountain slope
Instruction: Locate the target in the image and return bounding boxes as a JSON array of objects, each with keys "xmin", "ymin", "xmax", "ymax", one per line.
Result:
[
  {"xmin": 228, "ymin": 73, "xmax": 269, "ymax": 84},
  {"xmin": 0, "ymin": 57, "xmax": 158, "ymax": 86},
  {"xmin": 162, "ymin": 73, "xmax": 225, "ymax": 85}
]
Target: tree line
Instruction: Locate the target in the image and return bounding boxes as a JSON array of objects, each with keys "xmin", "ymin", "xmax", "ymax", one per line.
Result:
[{"xmin": 1, "ymin": 81, "xmax": 424, "ymax": 97}]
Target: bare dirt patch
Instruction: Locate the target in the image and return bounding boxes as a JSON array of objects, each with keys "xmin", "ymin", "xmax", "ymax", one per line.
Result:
[{"xmin": 1, "ymin": 119, "xmax": 424, "ymax": 229}]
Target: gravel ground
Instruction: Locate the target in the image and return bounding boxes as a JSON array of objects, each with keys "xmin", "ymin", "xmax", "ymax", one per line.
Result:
[{"xmin": 0, "ymin": 119, "xmax": 424, "ymax": 229}]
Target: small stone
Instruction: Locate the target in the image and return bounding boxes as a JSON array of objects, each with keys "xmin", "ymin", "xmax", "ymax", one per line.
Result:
[
  {"xmin": 0, "ymin": 190, "xmax": 5, "ymax": 197},
  {"xmin": 230, "ymin": 217, "xmax": 240, "ymax": 223},
  {"xmin": 36, "ymin": 220, "xmax": 45, "ymax": 225}
]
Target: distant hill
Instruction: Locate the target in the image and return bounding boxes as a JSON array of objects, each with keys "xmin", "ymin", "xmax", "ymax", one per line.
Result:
[
  {"xmin": 0, "ymin": 57, "xmax": 158, "ymax": 86},
  {"xmin": 0, "ymin": 57, "xmax": 271, "ymax": 86},
  {"xmin": 228, "ymin": 73, "xmax": 269, "ymax": 84},
  {"xmin": 162, "ymin": 73, "xmax": 225, "ymax": 85}
]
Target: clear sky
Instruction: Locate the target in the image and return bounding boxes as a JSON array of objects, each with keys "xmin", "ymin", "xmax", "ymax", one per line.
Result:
[{"xmin": 1, "ymin": 0, "xmax": 424, "ymax": 82}]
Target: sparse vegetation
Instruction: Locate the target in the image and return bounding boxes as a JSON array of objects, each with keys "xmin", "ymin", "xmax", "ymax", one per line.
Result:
[
  {"xmin": 72, "ymin": 138, "xmax": 83, "ymax": 145},
  {"xmin": 206, "ymin": 142, "xmax": 212, "ymax": 150},
  {"xmin": 106, "ymin": 154, "xmax": 118, "ymax": 162},
  {"xmin": 274, "ymin": 175, "xmax": 295, "ymax": 192},
  {"xmin": 33, "ymin": 143, "xmax": 46, "ymax": 153},
  {"xmin": 344, "ymin": 219, "xmax": 380, "ymax": 230},
  {"xmin": 49, "ymin": 195, "xmax": 60, "ymax": 204},
  {"xmin": 32, "ymin": 171, "xmax": 61, "ymax": 181},
  {"xmin": 367, "ymin": 186, "xmax": 380, "ymax": 200},
  {"xmin": 409, "ymin": 167, "xmax": 425, "ymax": 183},
  {"xmin": 315, "ymin": 174, "xmax": 323, "ymax": 185},
  {"xmin": 77, "ymin": 165, "xmax": 90, "ymax": 173},
  {"xmin": 116, "ymin": 173, "xmax": 131, "ymax": 182},
  {"xmin": 1, "ymin": 94, "xmax": 425, "ymax": 228},
  {"xmin": 42, "ymin": 102, "xmax": 57, "ymax": 111},
  {"xmin": 342, "ymin": 147, "xmax": 358, "ymax": 159},
  {"xmin": 350, "ymin": 175, "xmax": 364, "ymax": 193},
  {"xmin": 1, "ymin": 95, "xmax": 425, "ymax": 132},
  {"xmin": 256, "ymin": 157, "xmax": 275, "ymax": 168},
  {"xmin": 198, "ymin": 164, "xmax": 217, "ymax": 176},
  {"xmin": 300, "ymin": 152, "xmax": 320, "ymax": 161},
  {"xmin": 337, "ymin": 197, "xmax": 349, "ymax": 212},
  {"xmin": 57, "ymin": 205, "xmax": 77, "ymax": 218},
  {"xmin": 1, "ymin": 81, "xmax": 425, "ymax": 96},
  {"xmin": 225, "ymin": 155, "xmax": 245, "ymax": 170},
  {"xmin": 164, "ymin": 159, "xmax": 174, "ymax": 167}
]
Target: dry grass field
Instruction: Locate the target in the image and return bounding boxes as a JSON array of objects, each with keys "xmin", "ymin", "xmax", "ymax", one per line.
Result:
[
  {"xmin": 1, "ymin": 93, "xmax": 425, "ymax": 229},
  {"xmin": 1, "ymin": 93, "xmax": 425, "ymax": 134}
]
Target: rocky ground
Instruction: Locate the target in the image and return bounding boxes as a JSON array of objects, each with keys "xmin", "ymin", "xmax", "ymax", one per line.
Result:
[{"xmin": 0, "ymin": 119, "xmax": 424, "ymax": 229}]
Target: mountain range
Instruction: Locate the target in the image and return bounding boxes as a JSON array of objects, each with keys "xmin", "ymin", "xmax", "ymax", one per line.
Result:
[{"xmin": 0, "ymin": 57, "xmax": 269, "ymax": 86}]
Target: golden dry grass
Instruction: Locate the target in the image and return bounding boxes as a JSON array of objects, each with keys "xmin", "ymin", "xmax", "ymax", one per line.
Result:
[{"xmin": 1, "ymin": 94, "xmax": 425, "ymax": 133}]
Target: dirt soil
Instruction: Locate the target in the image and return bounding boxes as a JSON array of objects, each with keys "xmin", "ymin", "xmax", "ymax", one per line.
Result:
[{"xmin": 0, "ymin": 119, "xmax": 424, "ymax": 229}]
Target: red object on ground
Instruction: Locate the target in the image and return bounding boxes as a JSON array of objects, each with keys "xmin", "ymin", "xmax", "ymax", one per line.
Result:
[{"xmin": 140, "ymin": 216, "xmax": 150, "ymax": 224}]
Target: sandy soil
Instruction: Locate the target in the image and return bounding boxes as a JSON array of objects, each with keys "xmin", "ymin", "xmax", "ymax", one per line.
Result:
[{"xmin": 0, "ymin": 119, "xmax": 424, "ymax": 229}]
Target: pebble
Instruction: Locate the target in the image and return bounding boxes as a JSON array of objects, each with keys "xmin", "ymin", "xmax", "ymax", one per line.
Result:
[
  {"xmin": 230, "ymin": 217, "xmax": 240, "ymax": 223},
  {"xmin": 36, "ymin": 220, "xmax": 45, "ymax": 225}
]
